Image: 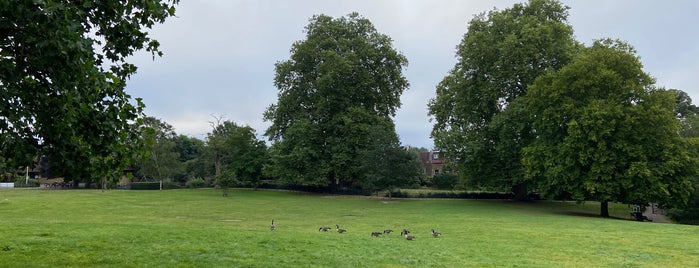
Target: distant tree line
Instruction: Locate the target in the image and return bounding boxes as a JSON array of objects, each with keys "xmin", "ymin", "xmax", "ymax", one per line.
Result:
[{"xmin": 127, "ymin": 114, "xmax": 424, "ymax": 196}]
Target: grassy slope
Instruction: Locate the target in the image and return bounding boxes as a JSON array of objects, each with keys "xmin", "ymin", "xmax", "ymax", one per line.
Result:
[{"xmin": 0, "ymin": 189, "xmax": 697, "ymax": 267}]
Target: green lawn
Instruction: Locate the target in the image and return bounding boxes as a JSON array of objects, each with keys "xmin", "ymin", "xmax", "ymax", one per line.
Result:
[{"xmin": 0, "ymin": 189, "xmax": 697, "ymax": 267}]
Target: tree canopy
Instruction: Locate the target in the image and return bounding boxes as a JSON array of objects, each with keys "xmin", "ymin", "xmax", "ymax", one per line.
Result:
[
  {"xmin": 427, "ymin": 0, "xmax": 578, "ymax": 197},
  {"xmin": 522, "ymin": 39, "xmax": 697, "ymax": 216},
  {"xmin": 358, "ymin": 121, "xmax": 421, "ymax": 195},
  {"xmin": 1, "ymin": 0, "xmax": 179, "ymax": 180},
  {"xmin": 208, "ymin": 120, "xmax": 267, "ymax": 194},
  {"xmin": 134, "ymin": 117, "xmax": 181, "ymax": 182},
  {"xmin": 264, "ymin": 12, "xmax": 409, "ymax": 188}
]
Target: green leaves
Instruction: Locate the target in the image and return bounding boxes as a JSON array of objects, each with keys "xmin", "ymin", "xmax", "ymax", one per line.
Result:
[
  {"xmin": 1, "ymin": 1, "xmax": 179, "ymax": 180},
  {"xmin": 523, "ymin": 40, "xmax": 696, "ymax": 208},
  {"xmin": 207, "ymin": 120, "xmax": 267, "ymax": 189},
  {"xmin": 428, "ymin": 0, "xmax": 578, "ymax": 193},
  {"xmin": 264, "ymin": 12, "xmax": 409, "ymax": 188}
]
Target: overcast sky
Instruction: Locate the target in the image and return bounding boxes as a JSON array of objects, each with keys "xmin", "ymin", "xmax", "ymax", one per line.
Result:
[{"xmin": 125, "ymin": 0, "xmax": 699, "ymax": 149}]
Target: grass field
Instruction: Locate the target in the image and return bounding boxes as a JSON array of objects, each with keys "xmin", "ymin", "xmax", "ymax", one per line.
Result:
[{"xmin": 0, "ymin": 189, "xmax": 697, "ymax": 267}]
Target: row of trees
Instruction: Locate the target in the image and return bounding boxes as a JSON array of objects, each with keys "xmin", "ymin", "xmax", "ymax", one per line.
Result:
[
  {"xmin": 133, "ymin": 116, "xmax": 266, "ymax": 193},
  {"xmin": 428, "ymin": 0, "xmax": 698, "ymax": 218},
  {"xmin": 5, "ymin": 0, "xmax": 697, "ymax": 221},
  {"xmin": 132, "ymin": 115, "xmax": 422, "ymax": 196},
  {"xmin": 1, "ymin": 2, "xmax": 424, "ymax": 196}
]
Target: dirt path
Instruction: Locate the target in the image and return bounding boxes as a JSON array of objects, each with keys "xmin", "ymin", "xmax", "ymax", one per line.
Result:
[{"xmin": 644, "ymin": 203, "xmax": 672, "ymax": 223}]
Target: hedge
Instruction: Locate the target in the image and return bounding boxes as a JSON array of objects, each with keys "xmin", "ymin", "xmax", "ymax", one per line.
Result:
[{"xmin": 130, "ymin": 182, "xmax": 161, "ymax": 190}]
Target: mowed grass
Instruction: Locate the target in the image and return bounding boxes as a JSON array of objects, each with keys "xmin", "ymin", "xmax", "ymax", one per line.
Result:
[{"xmin": 1, "ymin": 189, "xmax": 698, "ymax": 267}]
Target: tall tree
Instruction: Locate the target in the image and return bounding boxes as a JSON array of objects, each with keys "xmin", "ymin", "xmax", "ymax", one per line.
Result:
[
  {"xmin": 264, "ymin": 13, "xmax": 409, "ymax": 188},
  {"xmin": 207, "ymin": 116, "xmax": 229, "ymax": 178},
  {"xmin": 670, "ymin": 89, "xmax": 699, "ymax": 119},
  {"xmin": 669, "ymin": 91, "xmax": 699, "ymax": 224},
  {"xmin": 522, "ymin": 39, "xmax": 697, "ymax": 217},
  {"xmin": 427, "ymin": 0, "xmax": 578, "ymax": 198},
  {"xmin": 358, "ymin": 122, "xmax": 421, "ymax": 196},
  {"xmin": 134, "ymin": 117, "xmax": 182, "ymax": 182},
  {"xmin": 221, "ymin": 124, "xmax": 267, "ymax": 190},
  {"xmin": 172, "ymin": 134, "xmax": 208, "ymax": 181},
  {"xmin": 208, "ymin": 120, "xmax": 267, "ymax": 195},
  {"xmin": 0, "ymin": 1, "xmax": 179, "ymax": 180}
]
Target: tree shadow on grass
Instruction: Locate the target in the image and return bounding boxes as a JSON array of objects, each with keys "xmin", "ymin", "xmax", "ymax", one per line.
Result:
[{"xmin": 554, "ymin": 211, "xmax": 632, "ymax": 222}]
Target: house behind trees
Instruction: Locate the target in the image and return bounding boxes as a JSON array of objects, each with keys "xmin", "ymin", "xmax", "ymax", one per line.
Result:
[{"xmin": 418, "ymin": 151, "xmax": 446, "ymax": 177}]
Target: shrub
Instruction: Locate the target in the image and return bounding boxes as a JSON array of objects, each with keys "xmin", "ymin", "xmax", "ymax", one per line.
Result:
[
  {"xmin": 431, "ymin": 173, "xmax": 458, "ymax": 190},
  {"xmin": 13, "ymin": 177, "xmax": 39, "ymax": 188},
  {"xmin": 667, "ymin": 201, "xmax": 699, "ymax": 225},
  {"xmin": 186, "ymin": 178, "xmax": 207, "ymax": 189},
  {"xmin": 387, "ymin": 189, "xmax": 519, "ymax": 199},
  {"xmin": 130, "ymin": 182, "xmax": 161, "ymax": 190}
]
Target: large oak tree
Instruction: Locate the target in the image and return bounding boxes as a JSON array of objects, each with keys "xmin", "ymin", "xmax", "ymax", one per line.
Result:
[
  {"xmin": 1, "ymin": 1, "xmax": 179, "ymax": 180},
  {"xmin": 522, "ymin": 39, "xmax": 697, "ymax": 217},
  {"xmin": 264, "ymin": 13, "xmax": 409, "ymax": 188},
  {"xmin": 428, "ymin": 0, "xmax": 578, "ymax": 198}
]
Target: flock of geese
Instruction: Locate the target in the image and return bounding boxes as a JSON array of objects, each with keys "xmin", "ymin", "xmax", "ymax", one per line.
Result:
[{"xmin": 270, "ymin": 219, "xmax": 441, "ymax": 240}]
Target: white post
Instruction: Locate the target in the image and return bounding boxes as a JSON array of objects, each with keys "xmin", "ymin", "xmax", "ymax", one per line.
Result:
[
  {"xmin": 160, "ymin": 180, "xmax": 163, "ymax": 190},
  {"xmin": 25, "ymin": 166, "xmax": 29, "ymax": 185}
]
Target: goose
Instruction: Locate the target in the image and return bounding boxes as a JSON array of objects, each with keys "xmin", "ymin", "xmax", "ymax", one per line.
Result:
[
  {"xmin": 431, "ymin": 229, "xmax": 441, "ymax": 237},
  {"xmin": 400, "ymin": 229, "xmax": 410, "ymax": 236},
  {"xmin": 404, "ymin": 233, "xmax": 415, "ymax": 240},
  {"xmin": 270, "ymin": 219, "xmax": 276, "ymax": 231},
  {"xmin": 371, "ymin": 231, "xmax": 382, "ymax": 237},
  {"xmin": 383, "ymin": 229, "xmax": 393, "ymax": 234},
  {"xmin": 319, "ymin": 226, "xmax": 331, "ymax": 232},
  {"xmin": 336, "ymin": 224, "xmax": 347, "ymax": 233}
]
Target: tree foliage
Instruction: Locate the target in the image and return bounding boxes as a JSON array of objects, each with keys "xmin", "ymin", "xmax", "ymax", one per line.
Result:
[
  {"xmin": 208, "ymin": 120, "xmax": 267, "ymax": 193},
  {"xmin": 427, "ymin": 0, "xmax": 578, "ymax": 197},
  {"xmin": 0, "ymin": 0, "xmax": 179, "ymax": 180},
  {"xmin": 134, "ymin": 117, "xmax": 181, "ymax": 181},
  {"xmin": 264, "ymin": 12, "xmax": 409, "ymax": 188},
  {"xmin": 358, "ymin": 122, "xmax": 421, "ymax": 195},
  {"xmin": 522, "ymin": 39, "xmax": 697, "ymax": 216},
  {"xmin": 670, "ymin": 89, "xmax": 699, "ymax": 119},
  {"xmin": 171, "ymin": 134, "xmax": 208, "ymax": 181}
]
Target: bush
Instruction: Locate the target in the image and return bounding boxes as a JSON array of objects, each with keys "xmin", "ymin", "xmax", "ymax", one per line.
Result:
[
  {"xmin": 387, "ymin": 189, "xmax": 520, "ymax": 199},
  {"xmin": 13, "ymin": 177, "xmax": 39, "ymax": 188},
  {"xmin": 186, "ymin": 178, "xmax": 207, "ymax": 189},
  {"xmin": 667, "ymin": 201, "xmax": 699, "ymax": 225},
  {"xmin": 431, "ymin": 173, "xmax": 458, "ymax": 190}
]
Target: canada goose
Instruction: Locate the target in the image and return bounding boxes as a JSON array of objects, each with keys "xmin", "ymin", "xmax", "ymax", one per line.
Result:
[
  {"xmin": 404, "ymin": 233, "xmax": 415, "ymax": 240},
  {"xmin": 400, "ymin": 229, "xmax": 410, "ymax": 236},
  {"xmin": 371, "ymin": 231, "xmax": 382, "ymax": 237},
  {"xmin": 319, "ymin": 226, "xmax": 331, "ymax": 232},
  {"xmin": 431, "ymin": 229, "xmax": 441, "ymax": 237},
  {"xmin": 270, "ymin": 219, "xmax": 276, "ymax": 231},
  {"xmin": 383, "ymin": 229, "xmax": 393, "ymax": 234},
  {"xmin": 336, "ymin": 224, "xmax": 347, "ymax": 233}
]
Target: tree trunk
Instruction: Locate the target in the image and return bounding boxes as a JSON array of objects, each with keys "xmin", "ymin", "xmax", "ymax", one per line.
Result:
[
  {"xmin": 600, "ymin": 201, "xmax": 609, "ymax": 217},
  {"xmin": 512, "ymin": 182, "xmax": 528, "ymax": 201},
  {"xmin": 214, "ymin": 151, "xmax": 221, "ymax": 177}
]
